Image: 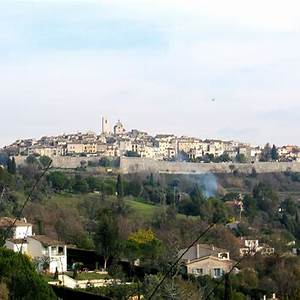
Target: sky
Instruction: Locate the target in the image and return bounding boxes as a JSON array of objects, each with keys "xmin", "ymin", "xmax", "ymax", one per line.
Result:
[{"xmin": 1, "ymin": 0, "xmax": 300, "ymax": 147}]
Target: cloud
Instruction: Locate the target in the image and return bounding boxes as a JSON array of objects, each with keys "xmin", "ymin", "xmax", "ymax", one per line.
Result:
[{"xmin": 0, "ymin": 0, "xmax": 300, "ymax": 147}]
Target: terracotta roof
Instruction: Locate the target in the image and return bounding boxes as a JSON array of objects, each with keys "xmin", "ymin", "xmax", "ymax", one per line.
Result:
[
  {"xmin": 29, "ymin": 235, "xmax": 65, "ymax": 247},
  {"xmin": 0, "ymin": 217, "xmax": 32, "ymax": 227}
]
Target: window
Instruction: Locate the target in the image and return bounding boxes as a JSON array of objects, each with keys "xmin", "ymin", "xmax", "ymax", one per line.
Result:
[
  {"xmin": 219, "ymin": 252, "xmax": 229, "ymax": 260},
  {"xmin": 196, "ymin": 268, "xmax": 203, "ymax": 275},
  {"xmin": 213, "ymin": 268, "xmax": 223, "ymax": 278},
  {"xmin": 192, "ymin": 268, "xmax": 203, "ymax": 276}
]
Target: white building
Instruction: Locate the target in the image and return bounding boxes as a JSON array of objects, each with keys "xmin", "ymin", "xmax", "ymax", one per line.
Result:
[
  {"xmin": 28, "ymin": 145, "xmax": 59, "ymax": 157},
  {"xmin": 0, "ymin": 217, "xmax": 33, "ymax": 239},
  {"xmin": 119, "ymin": 139, "xmax": 132, "ymax": 156},
  {"xmin": 1, "ymin": 217, "xmax": 33, "ymax": 255},
  {"xmin": 102, "ymin": 116, "xmax": 111, "ymax": 135},
  {"xmin": 114, "ymin": 120, "xmax": 126, "ymax": 135},
  {"xmin": 0, "ymin": 217, "xmax": 32, "ymax": 254},
  {"xmin": 239, "ymin": 239, "xmax": 275, "ymax": 257},
  {"xmin": 155, "ymin": 135, "xmax": 177, "ymax": 159},
  {"xmin": 0, "ymin": 217, "xmax": 67, "ymax": 273},
  {"xmin": 27, "ymin": 235, "xmax": 67, "ymax": 273}
]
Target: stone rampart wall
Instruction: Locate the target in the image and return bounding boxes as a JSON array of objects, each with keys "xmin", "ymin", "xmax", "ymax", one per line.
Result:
[
  {"xmin": 14, "ymin": 156, "xmax": 300, "ymax": 174},
  {"xmin": 119, "ymin": 157, "xmax": 300, "ymax": 174},
  {"xmin": 14, "ymin": 156, "xmax": 103, "ymax": 169}
]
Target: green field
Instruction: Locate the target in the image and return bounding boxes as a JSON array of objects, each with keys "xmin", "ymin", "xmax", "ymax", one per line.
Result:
[
  {"xmin": 65, "ymin": 272, "xmax": 110, "ymax": 280},
  {"xmin": 125, "ymin": 198, "xmax": 158, "ymax": 219},
  {"xmin": 46, "ymin": 193, "xmax": 158, "ymax": 219},
  {"xmin": 45, "ymin": 192, "xmax": 191, "ymax": 221}
]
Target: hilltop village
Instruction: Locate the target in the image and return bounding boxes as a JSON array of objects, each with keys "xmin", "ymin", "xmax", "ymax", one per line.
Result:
[
  {"xmin": 3, "ymin": 117, "xmax": 300, "ymax": 163},
  {"xmin": 1, "ymin": 118, "xmax": 300, "ymax": 299}
]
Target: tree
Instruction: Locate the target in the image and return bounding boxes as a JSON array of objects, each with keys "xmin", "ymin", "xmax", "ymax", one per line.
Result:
[
  {"xmin": 149, "ymin": 173, "xmax": 154, "ymax": 187},
  {"xmin": 7, "ymin": 157, "xmax": 16, "ymax": 174},
  {"xmin": 99, "ymin": 157, "xmax": 111, "ymax": 168},
  {"xmin": 25, "ymin": 154, "xmax": 38, "ymax": 165},
  {"xmin": 219, "ymin": 153, "xmax": 231, "ymax": 162},
  {"xmin": 260, "ymin": 143, "xmax": 272, "ymax": 162},
  {"xmin": 80, "ymin": 160, "xmax": 87, "ymax": 168},
  {"xmin": 253, "ymin": 183, "xmax": 279, "ymax": 216},
  {"xmin": 0, "ymin": 248, "xmax": 56, "ymax": 299},
  {"xmin": 243, "ymin": 194, "xmax": 257, "ymax": 220},
  {"xmin": 271, "ymin": 145, "xmax": 279, "ymax": 161},
  {"xmin": 124, "ymin": 180, "xmax": 141, "ymax": 197},
  {"xmin": 72, "ymin": 262, "xmax": 83, "ymax": 279},
  {"xmin": 94, "ymin": 210, "xmax": 120, "ymax": 270},
  {"xmin": 73, "ymin": 175, "xmax": 89, "ymax": 193},
  {"xmin": 125, "ymin": 229, "xmax": 162, "ymax": 265},
  {"xmin": 229, "ymin": 165, "xmax": 235, "ymax": 173},
  {"xmin": 125, "ymin": 151, "xmax": 141, "ymax": 157},
  {"xmin": 39, "ymin": 156, "xmax": 52, "ymax": 168},
  {"xmin": 224, "ymin": 274, "xmax": 233, "ymax": 300},
  {"xmin": 236, "ymin": 153, "xmax": 247, "ymax": 163},
  {"xmin": 116, "ymin": 174, "xmax": 124, "ymax": 198},
  {"xmin": 47, "ymin": 171, "xmax": 69, "ymax": 191},
  {"xmin": 86, "ymin": 176, "xmax": 102, "ymax": 191}
]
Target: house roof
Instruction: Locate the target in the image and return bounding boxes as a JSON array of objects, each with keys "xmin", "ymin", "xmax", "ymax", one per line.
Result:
[
  {"xmin": 6, "ymin": 238, "xmax": 28, "ymax": 244},
  {"xmin": 184, "ymin": 255, "xmax": 235, "ymax": 266},
  {"xmin": 29, "ymin": 235, "xmax": 65, "ymax": 247},
  {"xmin": 179, "ymin": 244, "xmax": 228, "ymax": 261},
  {"xmin": 0, "ymin": 217, "xmax": 31, "ymax": 227}
]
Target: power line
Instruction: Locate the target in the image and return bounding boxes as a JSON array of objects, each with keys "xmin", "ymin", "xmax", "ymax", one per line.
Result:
[
  {"xmin": 148, "ymin": 223, "xmax": 215, "ymax": 300},
  {"xmin": 1, "ymin": 159, "xmax": 52, "ymax": 245},
  {"xmin": 0, "ymin": 160, "xmax": 52, "ymax": 291},
  {"xmin": 204, "ymin": 245, "xmax": 258, "ymax": 300}
]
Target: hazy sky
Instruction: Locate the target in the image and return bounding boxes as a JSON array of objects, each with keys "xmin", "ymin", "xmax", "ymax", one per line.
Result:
[{"xmin": 1, "ymin": 0, "xmax": 300, "ymax": 147}]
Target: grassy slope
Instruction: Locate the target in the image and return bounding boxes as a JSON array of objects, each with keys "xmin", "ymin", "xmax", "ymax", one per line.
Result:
[
  {"xmin": 46, "ymin": 193, "xmax": 190, "ymax": 221},
  {"xmin": 47, "ymin": 193, "xmax": 157, "ymax": 219}
]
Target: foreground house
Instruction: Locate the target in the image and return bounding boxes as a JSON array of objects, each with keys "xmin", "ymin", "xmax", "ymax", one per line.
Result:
[
  {"xmin": 179, "ymin": 244, "xmax": 235, "ymax": 278},
  {"xmin": 0, "ymin": 217, "xmax": 67, "ymax": 273},
  {"xmin": 27, "ymin": 235, "xmax": 67, "ymax": 273},
  {"xmin": 0, "ymin": 217, "xmax": 32, "ymax": 254}
]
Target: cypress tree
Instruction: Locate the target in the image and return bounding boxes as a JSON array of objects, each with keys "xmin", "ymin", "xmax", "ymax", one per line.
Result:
[
  {"xmin": 116, "ymin": 174, "xmax": 124, "ymax": 198},
  {"xmin": 271, "ymin": 145, "xmax": 279, "ymax": 161},
  {"xmin": 224, "ymin": 274, "xmax": 233, "ymax": 300},
  {"xmin": 11, "ymin": 157, "xmax": 16, "ymax": 174},
  {"xmin": 7, "ymin": 157, "xmax": 16, "ymax": 174}
]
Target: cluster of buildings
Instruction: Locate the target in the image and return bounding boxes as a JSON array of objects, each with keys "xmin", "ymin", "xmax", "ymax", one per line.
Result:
[
  {"xmin": 179, "ymin": 238, "xmax": 274, "ymax": 279},
  {"xmin": 1, "ymin": 215, "xmax": 275, "ymax": 278},
  {"xmin": 4, "ymin": 117, "xmax": 300, "ymax": 162}
]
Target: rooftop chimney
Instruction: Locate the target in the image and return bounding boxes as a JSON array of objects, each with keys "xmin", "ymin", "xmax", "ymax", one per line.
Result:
[{"xmin": 196, "ymin": 244, "xmax": 200, "ymax": 259}]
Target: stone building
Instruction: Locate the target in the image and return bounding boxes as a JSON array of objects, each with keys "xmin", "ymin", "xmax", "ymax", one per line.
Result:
[
  {"xmin": 114, "ymin": 120, "xmax": 126, "ymax": 135},
  {"xmin": 102, "ymin": 116, "xmax": 111, "ymax": 135},
  {"xmin": 179, "ymin": 244, "xmax": 235, "ymax": 278}
]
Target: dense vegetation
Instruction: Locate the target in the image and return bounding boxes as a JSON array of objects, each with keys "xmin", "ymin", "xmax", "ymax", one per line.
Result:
[
  {"xmin": 0, "ymin": 248, "xmax": 56, "ymax": 300},
  {"xmin": 1, "ymin": 155, "xmax": 300, "ymax": 299}
]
